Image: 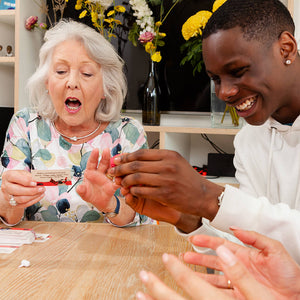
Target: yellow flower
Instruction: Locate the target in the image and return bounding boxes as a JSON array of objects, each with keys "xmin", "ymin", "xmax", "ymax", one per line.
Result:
[
  {"xmin": 79, "ymin": 10, "xmax": 87, "ymax": 18},
  {"xmin": 145, "ymin": 42, "xmax": 155, "ymax": 54},
  {"xmin": 75, "ymin": 0, "xmax": 82, "ymax": 10},
  {"xmin": 115, "ymin": 5, "xmax": 126, "ymax": 13},
  {"xmin": 212, "ymin": 0, "xmax": 227, "ymax": 12},
  {"xmin": 155, "ymin": 21, "xmax": 162, "ymax": 27},
  {"xmin": 107, "ymin": 10, "xmax": 115, "ymax": 17},
  {"xmin": 113, "ymin": 19, "xmax": 122, "ymax": 25},
  {"xmin": 181, "ymin": 10, "xmax": 212, "ymax": 41},
  {"xmin": 151, "ymin": 51, "xmax": 162, "ymax": 62},
  {"xmin": 158, "ymin": 32, "xmax": 166, "ymax": 37},
  {"xmin": 91, "ymin": 11, "xmax": 98, "ymax": 23}
]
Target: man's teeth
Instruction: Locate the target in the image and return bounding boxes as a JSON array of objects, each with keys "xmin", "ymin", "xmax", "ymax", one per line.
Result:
[{"xmin": 235, "ymin": 97, "xmax": 256, "ymax": 111}]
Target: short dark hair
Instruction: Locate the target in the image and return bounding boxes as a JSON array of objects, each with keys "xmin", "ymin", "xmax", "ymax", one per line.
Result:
[{"xmin": 203, "ymin": 0, "xmax": 295, "ymax": 46}]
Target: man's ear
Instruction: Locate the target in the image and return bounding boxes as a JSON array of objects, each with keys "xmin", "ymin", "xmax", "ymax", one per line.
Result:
[{"xmin": 278, "ymin": 31, "xmax": 298, "ymax": 63}]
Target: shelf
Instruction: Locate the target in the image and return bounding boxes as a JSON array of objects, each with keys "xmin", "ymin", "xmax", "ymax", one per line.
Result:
[
  {"xmin": 0, "ymin": 56, "xmax": 15, "ymax": 66},
  {"xmin": 208, "ymin": 176, "xmax": 239, "ymax": 187},
  {"xmin": 144, "ymin": 125, "xmax": 240, "ymax": 135},
  {"xmin": 123, "ymin": 111, "xmax": 242, "ymax": 135},
  {"xmin": 0, "ymin": 9, "xmax": 15, "ymax": 25}
]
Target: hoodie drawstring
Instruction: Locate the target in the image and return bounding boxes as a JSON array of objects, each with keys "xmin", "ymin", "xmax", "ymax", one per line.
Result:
[{"xmin": 267, "ymin": 127, "xmax": 276, "ymax": 199}]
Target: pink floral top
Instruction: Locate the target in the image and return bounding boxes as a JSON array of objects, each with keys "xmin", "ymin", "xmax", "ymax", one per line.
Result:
[{"xmin": 0, "ymin": 108, "xmax": 155, "ymax": 226}]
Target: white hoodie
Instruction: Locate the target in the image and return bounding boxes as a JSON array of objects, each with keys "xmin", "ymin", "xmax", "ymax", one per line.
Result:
[{"xmin": 177, "ymin": 116, "xmax": 300, "ymax": 263}]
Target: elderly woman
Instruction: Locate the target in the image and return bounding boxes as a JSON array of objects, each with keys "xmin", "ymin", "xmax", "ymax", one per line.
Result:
[{"xmin": 0, "ymin": 20, "xmax": 153, "ymax": 227}]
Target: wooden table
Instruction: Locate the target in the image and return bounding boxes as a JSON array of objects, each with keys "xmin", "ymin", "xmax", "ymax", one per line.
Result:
[{"xmin": 0, "ymin": 221, "xmax": 202, "ymax": 299}]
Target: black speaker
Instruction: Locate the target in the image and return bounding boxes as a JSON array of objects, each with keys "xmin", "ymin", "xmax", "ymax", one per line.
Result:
[
  {"xmin": 207, "ymin": 153, "xmax": 236, "ymax": 177},
  {"xmin": 0, "ymin": 107, "xmax": 14, "ymax": 153}
]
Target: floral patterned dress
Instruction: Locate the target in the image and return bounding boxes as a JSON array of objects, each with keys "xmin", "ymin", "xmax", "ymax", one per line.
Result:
[{"xmin": 0, "ymin": 108, "xmax": 154, "ymax": 226}]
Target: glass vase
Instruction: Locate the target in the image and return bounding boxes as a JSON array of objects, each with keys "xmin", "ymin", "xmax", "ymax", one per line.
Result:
[
  {"xmin": 210, "ymin": 80, "xmax": 241, "ymax": 128},
  {"xmin": 142, "ymin": 60, "xmax": 161, "ymax": 126}
]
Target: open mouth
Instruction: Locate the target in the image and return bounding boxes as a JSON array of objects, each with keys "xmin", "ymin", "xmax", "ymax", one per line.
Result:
[
  {"xmin": 65, "ymin": 97, "xmax": 81, "ymax": 112},
  {"xmin": 235, "ymin": 96, "xmax": 257, "ymax": 112}
]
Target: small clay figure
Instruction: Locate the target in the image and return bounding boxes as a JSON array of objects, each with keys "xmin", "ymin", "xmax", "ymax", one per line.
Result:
[{"xmin": 6, "ymin": 45, "xmax": 13, "ymax": 57}]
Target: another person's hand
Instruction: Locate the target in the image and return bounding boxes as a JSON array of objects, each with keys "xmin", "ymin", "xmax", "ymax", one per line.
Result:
[
  {"xmin": 136, "ymin": 229, "xmax": 300, "ymax": 300},
  {"xmin": 184, "ymin": 228, "xmax": 300, "ymax": 298},
  {"xmin": 108, "ymin": 149, "xmax": 223, "ymax": 222}
]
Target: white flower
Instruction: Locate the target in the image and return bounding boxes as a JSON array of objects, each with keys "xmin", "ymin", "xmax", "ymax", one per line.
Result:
[{"xmin": 129, "ymin": 0, "xmax": 155, "ymax": 34}]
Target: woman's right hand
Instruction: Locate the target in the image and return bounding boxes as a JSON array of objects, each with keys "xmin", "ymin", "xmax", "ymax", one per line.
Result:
[{"xmin": 0, "ymin": 170, "xmax": 45, "ymax": 224}]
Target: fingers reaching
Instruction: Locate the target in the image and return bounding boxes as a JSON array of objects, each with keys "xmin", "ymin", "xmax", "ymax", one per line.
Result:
[
  {"xmin": 216, "ymin": 245, "xmax": 275, "ymax": 300},
  {"xmin": 137, "ymin": 269, "xmax": 187, "ymax": 300}
]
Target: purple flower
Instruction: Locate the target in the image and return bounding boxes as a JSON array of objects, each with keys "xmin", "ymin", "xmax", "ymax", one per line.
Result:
[
  {"xmin": 138, "ymin": 31, "xmax": 155, "ymax": 44},
  {"xmin": 25, "ymin": 16, "xmax": 38, "ymax": 31}
]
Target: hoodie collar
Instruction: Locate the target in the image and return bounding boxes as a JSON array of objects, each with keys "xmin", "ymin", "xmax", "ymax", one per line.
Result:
[{"xmin": 266, "ymin": 114, "xmax": 300, "ymax": 132}]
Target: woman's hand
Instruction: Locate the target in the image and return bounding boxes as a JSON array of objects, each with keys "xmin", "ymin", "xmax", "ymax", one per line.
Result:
[
  {"xmin": 108, "ymin": 149, "xmax": 223, "ymax": 222},
  {"xmin": 76, "ymin": 148, "xmax": 136, "ymax": 225},
  {"xmin": 136, "ymin": 229, "xmax": 300, "ymax": 300},
  {"xmin": 0, "ymin": 170, "xmax": 45, "ymax": 224},
  {"xmin": 76, "ymin": 148, "xmax": 120, "ymax": 211}
]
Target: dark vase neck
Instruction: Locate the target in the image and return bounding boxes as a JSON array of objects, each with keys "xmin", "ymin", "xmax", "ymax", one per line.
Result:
[{"xmin": 149, "ymin": 60, "xmax": 156, "ymax": 73}]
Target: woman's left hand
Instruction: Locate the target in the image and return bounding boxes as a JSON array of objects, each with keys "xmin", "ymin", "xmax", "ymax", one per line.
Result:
[{"xmin": 76, "ymin": 148, "xmax": 120, "ymax": 211}]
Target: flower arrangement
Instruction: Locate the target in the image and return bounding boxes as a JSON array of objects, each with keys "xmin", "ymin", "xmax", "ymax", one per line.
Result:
[
  {"xmin": 180, "ymin": 0, "xmax": 239, "ymax": 127},
  {"xmin": 128, "ymin": 0, "xmax": 182, "ymax": 63},
  {"xmin": 180, "ymin": 0, "xmax": 226, "ymax": 75},
  {"xmin": 25, "ymin": 15, "xmax": 47, "ymax": 31},
  {"xmin": 75, "ymin": 0, "xmax": 126, "ymax": 41},
  {"xmin": 25, "ymin": 0, "xmax": 68, "ymax": 31}
]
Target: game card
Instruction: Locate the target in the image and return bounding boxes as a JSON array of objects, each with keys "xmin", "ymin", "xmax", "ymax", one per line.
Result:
[{"xmin": 31, "ymin": 169, "xmax": 72, "ymax": 186}]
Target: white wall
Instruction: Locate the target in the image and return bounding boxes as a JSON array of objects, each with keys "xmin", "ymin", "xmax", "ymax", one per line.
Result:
[{"xmin": 293, "ymin": 0, "xmax": 300, "ymax": 49}]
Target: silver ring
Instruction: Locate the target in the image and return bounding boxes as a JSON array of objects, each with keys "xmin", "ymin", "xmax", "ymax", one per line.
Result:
[{"xmin": 9, "ymin": 196, "xmax": 17, "ymax": 206}]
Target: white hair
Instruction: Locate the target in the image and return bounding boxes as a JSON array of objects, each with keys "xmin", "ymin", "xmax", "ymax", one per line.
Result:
[{"xmin": 27, "ymin": 20, "xmax": 127, "ymax": 122}]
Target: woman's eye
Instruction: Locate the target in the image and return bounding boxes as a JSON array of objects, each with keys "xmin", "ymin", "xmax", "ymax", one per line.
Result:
[
  {"xmin": 82, "ymin": 72, "xmax": 92, "ymax": 77},
  {"xmin": 56, "ymin": 70, "xmax": 66, "ymax": 75}
]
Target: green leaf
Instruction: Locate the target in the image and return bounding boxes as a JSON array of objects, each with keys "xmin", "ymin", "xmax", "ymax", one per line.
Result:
[
  {"xmin": 41, "ymin": 205, "xmax": 59, "ymax": 221},
  {"xmin": 35, "ymin": 149, "xmax": 52, "ymax": 161},
  {"xmin": 148, "ymin": 0, "xmax": 162, "ymax": 6},
  {"xmin": 156, "ymin": 40, "xmax": 165, "ymax": 47},
  {"xmin": 128, "ymin": 23, "xmax": 139, "ymax": 47},
  {"xmin": 59, "ymin": 136, "xmax": 72, "ymax": 150},
  {"xmin": 58, "ymin": 185, "xmax": 68, "ymax": 195},
  {"xmin": 16, "ymin": 109, "xmax": 30, "ymax": 126},
  {"xmin": 80, "ymin": 151, "xmax": 91, "ymax": 171},
  {"xmin": 37, "ymin": 119, "xmax": 52, "ymax": 141},
  {"xmin": 80, "ymin": 210, "xmax": 101, "ymax": 222},
  {"xmin": 123, "ymin": 123, "xmax": 141, "ymax": 144},
  {"xmin": 108, "ymin": 127, "xmax": 120, "ymax": 143},
  {"xmin": 15, "ymin": 139, "xmax": 31, "ymax": 158}
]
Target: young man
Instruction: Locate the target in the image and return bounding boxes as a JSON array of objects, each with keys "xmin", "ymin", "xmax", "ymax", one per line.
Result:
[{"xmin": 108, "ymin": 0, "xmax": 300, "ymax": 263}]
